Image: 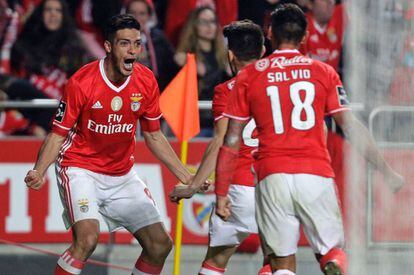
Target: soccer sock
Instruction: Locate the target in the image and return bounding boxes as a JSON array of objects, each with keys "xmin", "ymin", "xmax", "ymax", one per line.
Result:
[
  {"xmin": 319, "ymin": 248, "xmax": 347, "ymax": 274},
  {"xmin": 273, "ymin": 270, "xmax": 296, "ymax": 275},
  {"xmin": 198, "ymin": 261, "xmax": 226, "ymax": 275},
  {"xmin": 132, "ymin": 255, "xmax": 163, "ymax": 275},
  {"xmin": 258, "ymin": 264, "xmax": 272, "ymax": 275},
  {"xmin": 55, "ymin": 250, "xmax": 85, "ymax": 275}
]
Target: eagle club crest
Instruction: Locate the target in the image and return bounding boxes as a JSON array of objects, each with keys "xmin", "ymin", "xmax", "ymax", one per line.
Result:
[
  {"xmin": 130, "ymin": 93, "xmax": 143, "ymax": 112},
  {"xmin": 78, "ymin": 199, "xmax": 89, "ymax": 213}
]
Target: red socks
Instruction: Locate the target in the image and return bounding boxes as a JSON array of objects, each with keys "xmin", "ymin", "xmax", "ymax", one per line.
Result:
[
  {"xmin": 320, "ymin": 248, "xmax": 347, "ymax": 274},
  {"xmin": 55, "ymin": 250, "xmax": 85, "ymax": 275},
  {"xmin": 199, "ymin": 261, "xmax": 226, "ymax": 275},
  {"xmin": 132, "ymin": 255, "xmax": 163, "ymax": 275}
]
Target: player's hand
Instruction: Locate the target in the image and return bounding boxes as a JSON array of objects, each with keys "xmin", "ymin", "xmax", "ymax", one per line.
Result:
[
  {"xmin": 384, "ymin": 168, "xmax": 405, "ymax": 193},
  {"xmin": 198, "ymin": 179, "xmax": 212, "ymax": 193},
  {"xmin": 24, "ymin": 170, "xmax": 45, "ymax": 190},
  {"xmin": 215, "ymin": 195, "xmax": 231, "ymax": 221},
  {"xmin": 169, "ymin": 184, "xmax": 198, "ymax": 202}
]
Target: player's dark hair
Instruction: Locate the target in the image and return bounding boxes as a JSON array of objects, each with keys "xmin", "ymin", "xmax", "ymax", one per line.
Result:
[
  {"xmin": 270, "ymin": 4, "xmax": 307, "ymax": 46},
  {"xmin": 104, "ymin": 14, "xmax": 141, "ymax": 42},
  {"xmin": 223, "ymin": 20, "xmax": 264, "ymax": 62}
]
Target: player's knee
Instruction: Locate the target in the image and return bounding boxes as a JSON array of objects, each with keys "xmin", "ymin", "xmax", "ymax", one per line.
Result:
[
  {"xmin": 74, "ymin": 232, "xmax": 99, "ymax": 255},
  {"xmin": 147, "ymin": 235, "xmax": 173, "ymax": 260}
]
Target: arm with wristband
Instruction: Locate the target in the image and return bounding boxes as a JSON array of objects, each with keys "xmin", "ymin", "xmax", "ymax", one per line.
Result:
[{"xmin": 214, "ymin": 118, "xmax": 247, "ymax": 221}]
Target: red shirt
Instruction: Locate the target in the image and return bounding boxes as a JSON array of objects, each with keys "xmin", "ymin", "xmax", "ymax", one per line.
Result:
[
  {"xmin": 224, "ymin": 49, "xmax": 349, "ymax": 182},
  {"xmin": 213, "ymin": 78, "xmax": 257, "ymax": 187},
  {"xmin": 302, "ymin": 4, "xmax": 345, "ymax": 71},
  {"xmin": 51, "ymin": 59, "xmax": 162, "ymax": 176}
]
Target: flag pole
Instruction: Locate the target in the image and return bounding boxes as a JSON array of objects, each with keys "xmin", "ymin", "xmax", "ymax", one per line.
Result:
[{"xmin": 173, "ymin": 140, "xmax": 188, "ymax": 275}]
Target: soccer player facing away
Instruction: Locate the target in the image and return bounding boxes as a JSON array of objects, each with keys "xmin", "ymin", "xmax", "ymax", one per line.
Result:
[
  {"xmin": 24, "ymin": 14, "xmax": 193, "ymax": 275},
  {"xmin": 215, "ymin": 4, "xmax": 404, "ymax": 275},
  {"xmin": 170, "ymin": 20, "xmax": 271, "ymax": 274}
]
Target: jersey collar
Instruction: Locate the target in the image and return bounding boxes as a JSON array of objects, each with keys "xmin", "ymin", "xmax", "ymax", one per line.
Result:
[
  {"xmin": 99, "ymin": 58, "xmax": 131, "ymax": 93},
  {"xmin": 273, "ymin": 49, "xmax": 300, "ymax": 54}
]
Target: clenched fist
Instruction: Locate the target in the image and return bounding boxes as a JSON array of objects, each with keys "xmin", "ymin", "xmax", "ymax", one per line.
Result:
[{"xmin": 25, "ymin": 170, "xmax": 45, "ymax": 190}]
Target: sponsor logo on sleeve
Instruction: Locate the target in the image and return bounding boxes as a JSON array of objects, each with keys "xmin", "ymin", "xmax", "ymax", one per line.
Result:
[
  {"xmin": 54, "ymin": 101, "xmax": 67, "ymax": 123},
  {"xmin": 336, "ymin": 86, "xmax": 349, "ymax": 106},
  {"xmin": 255, "ymin": 58, "xmax": 270, "ymax": 72}
]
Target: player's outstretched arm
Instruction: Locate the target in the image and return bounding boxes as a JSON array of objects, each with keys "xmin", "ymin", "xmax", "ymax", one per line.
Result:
[
  {"xmin": 169, "ymin": 118, "xmax": 229, "ymax": 201},
  {"xmin": 143, "ymin": 130, "xmax": 192, "ymax": 185},
  {"xmin": 333, "ymin": 111, "xmax": 405, "ymax": 192},
  {"xmin": 215, "ymin": 118, "xmax": 247, "ymax": 220},
  {"xmin": 25, "ymin": 132, "xmax": 66, "ymax": 190}
]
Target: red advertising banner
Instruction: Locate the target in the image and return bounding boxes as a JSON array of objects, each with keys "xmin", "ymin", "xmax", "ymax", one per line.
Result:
[{"xmin": 0, "ymin": 139, "xmax": 212, "ymax": 244}]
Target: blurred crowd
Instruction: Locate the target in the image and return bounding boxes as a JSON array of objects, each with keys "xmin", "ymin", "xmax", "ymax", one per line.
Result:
[{"xmin": 0, "ymin": 0, "xmax": 413, "ymax": 138}]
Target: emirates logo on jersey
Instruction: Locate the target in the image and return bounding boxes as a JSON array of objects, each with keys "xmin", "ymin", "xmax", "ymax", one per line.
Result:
[{"xmin": 111, "ymin": 96, "xmax": 123, "ymax": 112}]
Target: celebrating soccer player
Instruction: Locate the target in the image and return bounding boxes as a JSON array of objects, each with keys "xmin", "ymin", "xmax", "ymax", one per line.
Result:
[
  {"xmin": 215, "ymin": 4, "xmax": 404, "ymax": 275},
  {"xmin": 169, "ymin": 20, "xmax": 271, "ymax": 275},
  {"xmin": 24, "ymin": 14, "xmax": 193, "ymax": 275}
]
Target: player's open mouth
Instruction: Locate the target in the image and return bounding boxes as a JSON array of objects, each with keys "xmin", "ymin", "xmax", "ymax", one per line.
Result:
[{"xmin": 123, "ymin": 58, "xmax": 135, "ymax": 70}]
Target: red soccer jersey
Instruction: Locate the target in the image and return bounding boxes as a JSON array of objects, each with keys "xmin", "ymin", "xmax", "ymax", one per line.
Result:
[
  {"xmin": 213, "ymin": 78, "xmax": 257, "ymax": 187},
  {"xmin": 51, "ymin": 59, "xmax": 162, "ymax": 176},
  {"xmin": 302, "ymin": 4, "xmax": 345, "ymax": 71},
  {"xmin": 224, "ymin": 49, "xmax": 349, "ymax": 182}
]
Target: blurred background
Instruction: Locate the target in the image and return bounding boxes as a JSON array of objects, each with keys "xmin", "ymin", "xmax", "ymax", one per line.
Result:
[{"xmin": 0, "ymin": 0, "xmax": 413, "ymax": 274}]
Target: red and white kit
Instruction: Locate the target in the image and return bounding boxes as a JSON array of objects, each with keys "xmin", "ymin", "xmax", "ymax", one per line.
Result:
[
  {"xmin": 51, "ymin": 59, "xmax": 162, "ymax": 232},
  {"xmin": 224, "ymin": 49, "xmax": 349, "ymax": 255},
  {"xmin": 210, "ymin": 78, "xmax": 258, "ymax": 247},
  {"xmin": 302, "ymin": 4, "xmax": 345, "ymax": 71}
]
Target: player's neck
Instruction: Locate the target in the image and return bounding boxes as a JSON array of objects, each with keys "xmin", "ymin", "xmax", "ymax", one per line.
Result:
[
  {"xmin": 103, "ymin": 58, "xmax": 128, "ymax": 85},
  {"xmin": 277, "ymin": 43, "xmax": 299, "ymax": 51}
]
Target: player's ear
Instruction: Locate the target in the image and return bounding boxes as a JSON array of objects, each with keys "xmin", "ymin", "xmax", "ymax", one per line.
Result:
[
  {"xmin": 228, "ymin": 50, "xmax": 235, "ymax": 63},
  {"xmin": 301, "ymin": 31, "xmax": 309, "ymax": 45},
  {"xmin": 260, "ymin": 45, "xmax": 266, "ymax": 58},
  {"xmin": 104, "ymin": 40, "xmax": 112, "ymax": 54}
]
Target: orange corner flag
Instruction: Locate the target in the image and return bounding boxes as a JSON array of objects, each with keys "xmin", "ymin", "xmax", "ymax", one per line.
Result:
[{"xmin": 160, "ymin": 53, "xmax": 200, "ymax": 141}]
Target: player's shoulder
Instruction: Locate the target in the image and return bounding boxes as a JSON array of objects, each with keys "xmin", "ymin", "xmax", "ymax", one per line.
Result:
[
  {"xmin": 311, "ymin": 58, "xmax": 338, "ymax": 76},
  {"xmin": 69, "ymin": 60, "xmax": 100, "ymax": 85},
  {"xmin": 133, "ymin": 62, "xmax": 156, "ymax": 82},
  {"xmin": 214, "ymin": 77, "xmax": 236, "ymax": 93}
]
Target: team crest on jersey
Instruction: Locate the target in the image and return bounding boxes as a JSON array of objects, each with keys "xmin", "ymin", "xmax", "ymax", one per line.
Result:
[
  {"xmin": 130, "ymin": 93, "xmax": 143, "ymax": 112},
  {"xmin": 336, "ymin": 86, "xmax": 349, "ymax": 106},
  {"xmin": 111, "ymin": 96, "xmax": 123, "ymax": 112},
  {"xmin": 227, "ymin": 80, "xmax": 236, "ymax": 90},
  {"xmin": 327, "ymin": 28, "xmax": 338, "ymax": 43},
  {"xmin": 54, "ymin": 101, "xmax": 66, "ymax": 123},
  {"xmin": 78, "ymin": 199, "xmax": 89, "ymax": 213},
  {"xmin": 255, "ymin": 58, "xmax": 270, "ymax": 72}
]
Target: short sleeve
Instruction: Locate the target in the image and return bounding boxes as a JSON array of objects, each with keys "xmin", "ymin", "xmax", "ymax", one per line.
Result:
[
  {"xmin": 212, "ymin": 82, "xmax": 230, "ymax": 123},
  {"xmin": 223, "ymin": 70, "xmax": 251, "ymax": 121},
  {"xmin": 325, "ymin": 66, "xmax": 350, "ymax": 115},
  {"xmin": 51, "ymin": 78, "xmax": 84, "ymax": 137},
  {"xmin": 139, "ymin": 76, "xmax": 162, "ymax": 132}
]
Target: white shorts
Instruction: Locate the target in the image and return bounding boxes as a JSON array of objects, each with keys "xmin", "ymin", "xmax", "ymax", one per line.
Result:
[
  {"xmin": 209, "ymin": 185, "xmax": 258, "ymax": 247},
  {"xmin": 255, "ymin": 173, "xmax": 345, "ymax": 256},
  {"xmin": 55, "ymin": 166, "xmax": 162, "ymax": 233}
]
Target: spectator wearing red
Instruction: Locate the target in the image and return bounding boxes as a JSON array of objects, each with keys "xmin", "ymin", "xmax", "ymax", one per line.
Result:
[
  {"xmin": 125, "ymin": 0, "xmax": 177, "ymax": 90},
  {"xmin": 10, "ymin": 0, "xmax": 87, "ymax": 100},
  {"xmin": 302, "ymin": 0, "xmax": 345, "ymax": 72}
]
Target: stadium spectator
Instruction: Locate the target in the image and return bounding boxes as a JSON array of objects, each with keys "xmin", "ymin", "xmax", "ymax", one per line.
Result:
[
  {"xmin": 175, "ymin": 6, "xmax": 230, "ymax": 136},
  {"xmin": 75, "ymin": 0, "xmax": 123, "ymax": 59},
  {"xmin": 164, "ymin": 0, "xmax": 237, "ymax": 46},
  {"xmin": 215, "ymin": 4, "xmax": 403, "ymax": 274},
  {"xmin": 302, "ymin": 0, "xmax": 345, "ymax": 72},
  {"xmin": 10, "ymin": 0, "xmax": 87, "ymax": 100},
  {"xmin": 125, "ymin": 0, "xmax": 177, "ymax": 90}
]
